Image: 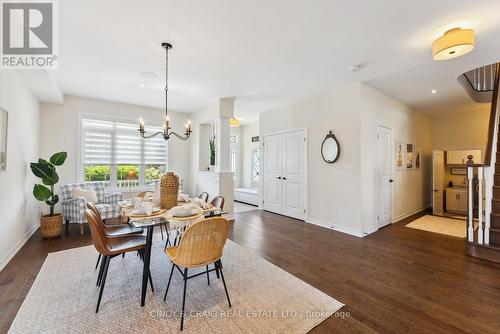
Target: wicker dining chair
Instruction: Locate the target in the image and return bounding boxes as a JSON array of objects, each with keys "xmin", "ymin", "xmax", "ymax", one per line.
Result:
[
  {"xmin": 210, "ymin": 196, "xmax": 225, "ymax": 210},
  {"xmin": 164, "ymin": 217, "xmax": 231, "ymax": 331},
  {"xmin": 85, "ymin": 209, "xmax": 153, "ymax": 313},
  {"xmin": 198, "ymin": 192, "xmax": 209, "ymax": 203}
]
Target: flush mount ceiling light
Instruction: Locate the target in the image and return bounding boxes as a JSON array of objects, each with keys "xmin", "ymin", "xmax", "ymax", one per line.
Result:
[
  {"xmin": 432, "ymin": 28, "xmax": 475, "ymax": 61},
  {"xmin": 229, "ymin": 118, "xmax": 240, "ymax": 127}
]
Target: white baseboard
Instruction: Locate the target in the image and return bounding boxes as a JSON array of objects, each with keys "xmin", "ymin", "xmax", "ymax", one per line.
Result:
[
  {"xmin": 393, "ymin": 206, "xmax": 430, "ymax": 223},
  {"xmin": 0, "ymin": 224, "xmax": 39, "ymax": 272},
  {"xmin": 307, "ymin": 218, "xmax": 364, "ymax": 238}
]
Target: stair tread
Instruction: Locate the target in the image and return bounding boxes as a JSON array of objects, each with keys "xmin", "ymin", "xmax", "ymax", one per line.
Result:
[{"xmin": 468, "ymin": 241, "xmax": 500, "ymax": 251}]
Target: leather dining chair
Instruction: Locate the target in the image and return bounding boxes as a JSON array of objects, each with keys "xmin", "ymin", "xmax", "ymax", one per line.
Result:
[
  {"xmin": 87, "ymin": 203, "xmax": 143, "ymax": 269},
  {"xmin": 164, "ymin": 217, "xmax": 231, "ymax": 331},
  {"xmin": 198, "ymin": 192, "xmax": 209, "ymax": 203},
  {"xmin": 85, "ymin": 209, "xmax": 153, "ymax": 313},
  {"xmin": 210, "ymin": 196, "xmax": 225, "ymax": 210}
]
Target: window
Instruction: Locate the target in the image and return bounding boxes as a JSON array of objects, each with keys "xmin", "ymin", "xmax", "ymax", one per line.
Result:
[
  {"xmin": 230, "ymin": 135, "xmax": 238, "ymax": 186},
  {"xmin": 81, "ymin": 117, "xmax": 167, "ymax": 191},
  {"xmin": 251, "ymin": 149, "xmax": 260, "ymax": 188}
]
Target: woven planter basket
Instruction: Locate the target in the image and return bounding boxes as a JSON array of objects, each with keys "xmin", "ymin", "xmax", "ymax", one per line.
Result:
[
  {"xmin": 160, "ymin": 172, "xmax": 179, "ymax": 209},
  {"xmin": 40, "ymin": 213, "xmax": 62, "ymax": 238}
]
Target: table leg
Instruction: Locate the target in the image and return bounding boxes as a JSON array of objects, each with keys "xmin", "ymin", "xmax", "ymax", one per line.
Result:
[{"xmin": 141, "ymin": 225, "xmax": 154, "ymax": 306}]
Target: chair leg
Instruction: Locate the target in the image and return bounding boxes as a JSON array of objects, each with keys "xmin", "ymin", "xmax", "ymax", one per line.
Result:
[
  {"xmin": 97, "ymin": 255, "xmax": 106, "ymax": 286},
  {"xmin": 163, "ymin": 263, "xmax": 175, "ymax": 301},
  {"xmin": 96, "ymin": 256, "xmax": 110, "ymax": 313},
  {"xmin": 149, "ymin": 270, "xmax": 154, "ymax": 292},
  {"xmin": 122, "ymin": 253, "xmax": 125, "ymax": 258},
  {"xmin": 164, "ymin": 225, "xmax": 171, "ymax": 250},
  {"xmin": 181, "ymin": 268, "xmax": 188, "ymax": 331},
  {"xmin": 95, "ymin": 254, "xmax": 101, "ymax": 270},
  {"xmin": 206, "ymin": 265, "xmax": 210, "ymax": 285},
  {"xmin": 159, "ymin": 223, "xmax": 164, "ymax": 240},
  {"xmin": 65, "ymin": 220, "xmax": 69, "ymax": 231},
  {"xmin": 217, "ymin": 260, "xmax": 231, "ymax": 308},
  {"xmin": 215, "ymin": 263, "xmax": 220, "ymax": 279}
]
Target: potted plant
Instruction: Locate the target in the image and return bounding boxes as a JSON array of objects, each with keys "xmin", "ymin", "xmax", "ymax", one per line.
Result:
[
  {"xmin": 30, "ymin": 151, "xmax": 67, "ymax": 238},
  {"xmin": 209, "ymin": 136, "xmax": 216, "ymax": 172}
]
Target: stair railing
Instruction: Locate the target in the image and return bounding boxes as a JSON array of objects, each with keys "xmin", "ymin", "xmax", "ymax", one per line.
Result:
[{"xmin": 466, "ymin": 63, "xmax": 500, "ymax": 245}]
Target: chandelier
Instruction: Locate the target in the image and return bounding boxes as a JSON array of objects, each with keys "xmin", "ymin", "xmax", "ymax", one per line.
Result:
[{"xmin": 138, "ymin": 42, "xmax": 192, "ymax": 140}]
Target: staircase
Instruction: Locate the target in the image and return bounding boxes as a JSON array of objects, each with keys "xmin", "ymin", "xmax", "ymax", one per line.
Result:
[{"xmin": 466, "ymin": 63, "xmax": 500, "ymax": 263}]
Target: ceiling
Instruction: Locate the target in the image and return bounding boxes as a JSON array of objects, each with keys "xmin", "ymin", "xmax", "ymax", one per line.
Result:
[{"xmin": 50, "ymin": 0, "xmax": 500, "ymax": 122}]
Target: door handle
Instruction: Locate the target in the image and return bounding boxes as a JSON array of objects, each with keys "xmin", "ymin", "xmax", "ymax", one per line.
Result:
[
  {"xmin": 389, "ymin": 179, "xmax": 394, "ymax": 183},
  {"xmin": 275, "ymin": 176, "xmax": 282, "ymax": 179},
  {"xmin": 282, "ymin": 177, "xmax": 287, "ymax": 180}
]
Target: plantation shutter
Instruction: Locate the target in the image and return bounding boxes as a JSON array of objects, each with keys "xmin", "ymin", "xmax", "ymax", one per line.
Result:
[
  {"xmin": 144, "ymin": 127, "xmax": 168, "ymax": 165},
  {"xmin": 115, "ymin": 121, "xmax": 142, "ymax": 164},
  {"xmin": 82, "ymin": 118, "xmax": 167, "ymax": 166},
  {"xmin": 82, "ymin": 119, "xmax": 113, "ymax": 164}
]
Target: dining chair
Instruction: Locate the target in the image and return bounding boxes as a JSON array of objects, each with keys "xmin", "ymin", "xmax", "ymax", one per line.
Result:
[
  {"xmin": 85, "ymin": 209, "xmax": 154, "ymax": 312},
  {"xmin": 87, "ymin": 203, "xmax": 143, "ymax": 269},
  {"xmin": 210, "ymin": 196, "xmax": 225, "ymax": 210},
  {"xmin": 164, "ymin": 217, "xmax": 231, "ymax": 331},
  {"xmin": 198, "ymin": 192, "xmax": 209, "ymax": 203}
]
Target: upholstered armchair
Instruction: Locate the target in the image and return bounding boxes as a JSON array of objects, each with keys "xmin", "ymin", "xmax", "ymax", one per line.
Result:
[{"xmin": 60, "ymin": 181, "xmax": 123, "ymax": 234}]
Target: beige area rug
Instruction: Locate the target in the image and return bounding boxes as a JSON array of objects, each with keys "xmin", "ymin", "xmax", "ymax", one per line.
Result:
[
  {"xmin": 9, "ymin": 235, "xmax": 343, "ymax": 333},
  {"xmin": 406, "ymin": 215, "xmax": 474, "ymax": 238}
]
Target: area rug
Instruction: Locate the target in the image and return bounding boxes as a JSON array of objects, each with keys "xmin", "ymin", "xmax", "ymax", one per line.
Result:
[
  {"xmin": 406, "ymin": 215, "xmax": 472, "ymax": 238},
  {"xmin": 9, "ymin": 235, "xmax": 343, "ymax": 333}
]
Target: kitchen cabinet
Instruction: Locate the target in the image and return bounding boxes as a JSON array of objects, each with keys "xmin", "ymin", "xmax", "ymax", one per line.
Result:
[
  {"xmin": 446, "ymin": 150, "xmax": 482, "ymax": 165},
  {"xmin": 446, "ymin": 187, "xmax": 468, "ymax": 214}
]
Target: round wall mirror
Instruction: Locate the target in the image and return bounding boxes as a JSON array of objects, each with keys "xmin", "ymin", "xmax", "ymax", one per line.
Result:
[{"xmin": 321, "ymin": 131, "xmax": 340, "ymax": 163}]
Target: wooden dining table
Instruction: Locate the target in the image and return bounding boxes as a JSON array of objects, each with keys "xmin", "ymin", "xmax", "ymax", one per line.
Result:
[{"xmin": 123, "ymin": 205, "xmax": 226, "ymax": 306}]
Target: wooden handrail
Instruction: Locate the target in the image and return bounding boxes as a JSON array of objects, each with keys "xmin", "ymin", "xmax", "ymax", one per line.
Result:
[{"xmin": 483, "ymin": 63, "xmax": 500, "ymax": 166}]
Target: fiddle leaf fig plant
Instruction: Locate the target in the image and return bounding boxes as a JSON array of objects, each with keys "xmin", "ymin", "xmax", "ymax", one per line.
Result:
[{"xmin": 30, "ymin": 151, "xmax": 67, "ymax": 216}]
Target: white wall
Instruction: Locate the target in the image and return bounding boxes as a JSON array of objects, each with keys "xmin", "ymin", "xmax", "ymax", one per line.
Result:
[
  {"xmin": 40, "ymin": 95, "xmax": 191, "ymax": 195},
  {"xmin": 260, "ymin": 82, "xmax": 432, "ymax": 237},
  {"xmin": 429, "ymin": 104, "xmax": 489, "ymax": 155},
  {"xmin": 360, "ymin": 84, "xmax": 432, "ymax": 234},
  {"xmin": 0, "ymin": 71, "xmax": 40, "ymax": 271},
  {"xmin": 261, "ymin": 83, "xmax": 364, "ymax": 236}
]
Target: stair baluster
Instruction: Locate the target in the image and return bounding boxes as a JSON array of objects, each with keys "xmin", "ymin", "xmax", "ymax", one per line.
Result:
[{"xmin": 466, "ymin": 157, "xmax": 475, "ymax": 242}]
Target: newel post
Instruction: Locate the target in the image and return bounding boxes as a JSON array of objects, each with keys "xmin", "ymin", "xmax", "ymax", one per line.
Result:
[{"xmin": 466, "ymin": 155, "xmax": 474, "ymax": 242}]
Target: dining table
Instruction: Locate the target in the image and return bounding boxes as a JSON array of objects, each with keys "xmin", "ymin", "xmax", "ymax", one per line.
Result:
[{"xmin": 124, "ymin": 205, "xmax": 226, "ymax": 307}]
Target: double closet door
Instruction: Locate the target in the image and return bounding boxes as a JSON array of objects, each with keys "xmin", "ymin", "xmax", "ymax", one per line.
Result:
[{"xmin": 263, "ymin": 130, "xmax": 306, "ymax": 220}]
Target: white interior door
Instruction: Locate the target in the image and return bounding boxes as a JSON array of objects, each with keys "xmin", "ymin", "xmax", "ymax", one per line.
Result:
[
  {"xmin": 282, "ymin": 131, "xmax": 305, "ymax": 220},
  {"xmin": 432, "ymin": 149, "xmax": 445, "ymax": 215},
  {"xmin": 376, "ymin": 126, "xmax": 393, "ymax": 228},
  {"xmin": 263, "ymin": 130, "xmax": 306, "ymax": 220},
  {"xmin": 263, "ymin": 134, "xmax": 282, "ymax": 213}
]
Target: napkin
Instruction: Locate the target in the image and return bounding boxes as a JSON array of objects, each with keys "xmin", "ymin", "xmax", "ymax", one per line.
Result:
[
  {"xmin": 190, "ymin": 197, "xmax": 212, "ymax": 209},
  {"xmin": 169, "ymin": 204, "xmax": 202, "ymax": 217},
  {"xmin": 178, "ymin": 193, "xmax": 190, "ymax": 202}
]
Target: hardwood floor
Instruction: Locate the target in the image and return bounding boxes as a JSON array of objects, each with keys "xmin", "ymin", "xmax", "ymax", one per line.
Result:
[{"xmin": 1, "ymin": 210, "xmax": 500, "ymax": 333}]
